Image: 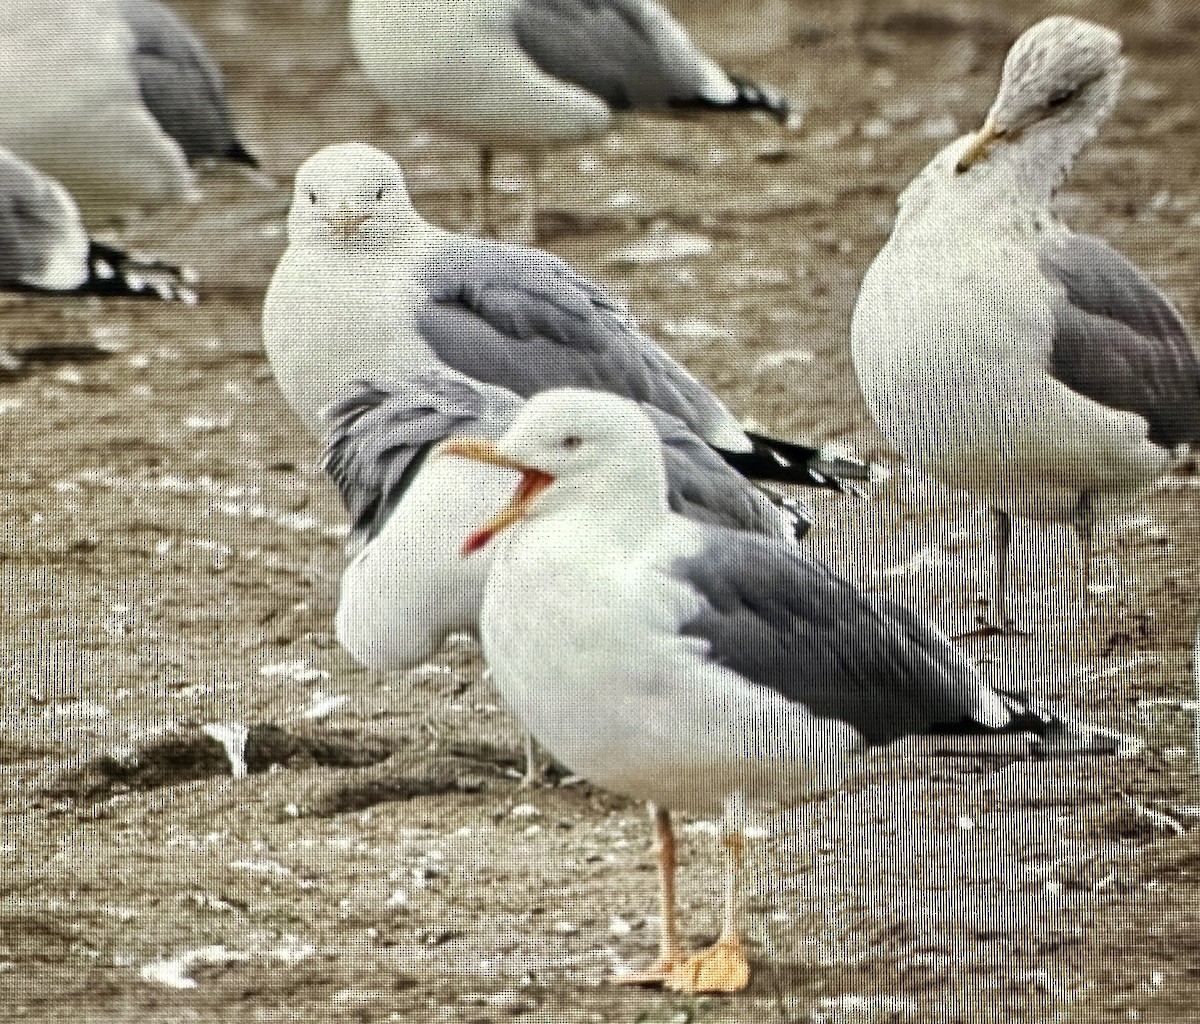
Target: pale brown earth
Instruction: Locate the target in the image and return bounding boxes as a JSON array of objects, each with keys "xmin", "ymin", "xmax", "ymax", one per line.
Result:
[{"xmin": 3, "ymin": 0, "xmax": 1200, "ymax": 1021}]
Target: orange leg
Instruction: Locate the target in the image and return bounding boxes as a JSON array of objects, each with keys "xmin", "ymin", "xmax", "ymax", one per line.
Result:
[
  {"xmin": 667, "ymin": 831, "xmax": 751, "ymax": 994},
  {"xmin": 614, "ymin": 803, "xmax": 686, "ymax": 985}
]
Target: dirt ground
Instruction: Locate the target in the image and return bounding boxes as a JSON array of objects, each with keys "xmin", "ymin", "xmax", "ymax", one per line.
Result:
[{"xmin": 3, "ymin": 0, "xmax": 1200, "ymax": 1020}]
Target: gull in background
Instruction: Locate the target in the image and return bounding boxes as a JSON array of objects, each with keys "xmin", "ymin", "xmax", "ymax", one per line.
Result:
[
  {"xmin": 347, "ymin": 0, "xmax": 792, "ymax": 235},
  {"xmin": 850, "ymin": 16, "xmax": 1200, "ymax": 635},
  {"xmin": 0, "ymin": 0, "xmax": 257, "ymax": 221},
  {"xmin": 262, "ymin": 143, "xmax": 872, "ymax": 498},
  {"xmin": 443, "ymin": 387, "xmax": 1135, "ymax": 993},
  {"xmin": 1, "ymin": 146, "xmax": 191, "ymax": 305}
]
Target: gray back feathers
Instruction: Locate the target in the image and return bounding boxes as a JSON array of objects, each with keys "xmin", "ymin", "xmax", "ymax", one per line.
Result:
[
  {"xmin": 117, "ymin": 0, "xmax": 254, "ymax": 165},
  {"xmin": 1041, "ymin": 233, "xmax": 1200, "ymax": 449},
  {"xmin": 512, "ymin": 0, "xmax": 726, "ymax": 110},
  {"xmin": 418, "ymin": 239, "xmax": 745, "ymax": 448},
  {"xmin": 674, "ymin": 532, "xmax": 992, "ymax": 746},
  {"xmin": 323, "ymin": 376, "xmax": 521, "ymax": 551},
  {"xmin": 322, "ymin": 377, "xmax": 808, "ymax": 553}
]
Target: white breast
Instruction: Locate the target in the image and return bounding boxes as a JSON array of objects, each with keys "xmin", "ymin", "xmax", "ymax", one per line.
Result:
[
  {"xmin": 480, "ymin": 514, "xmax": 856, "ymax": 814},
  {"xmin": 851, "ymin": 198, "xmax": 1167, "ymax": 519},
  {"xmin": 261, "ymin": 244, "xmax": 435, "ymax": 434},
  {"xmin": 336, "ymin": 456, "xmax": 517, "ymax": 669}
]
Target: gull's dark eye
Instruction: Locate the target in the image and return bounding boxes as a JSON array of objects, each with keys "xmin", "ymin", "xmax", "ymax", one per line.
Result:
[
  {"xmin": 561, "ymin": 435, "xmax": 583, "ymax": 450},
  {"xmin": 1046, "ymin": 87, "xmax": 1078, "ymax": 109},
  {"xmin": 307, "ymin": 189, "xmax": 317, "ymax": 204}
]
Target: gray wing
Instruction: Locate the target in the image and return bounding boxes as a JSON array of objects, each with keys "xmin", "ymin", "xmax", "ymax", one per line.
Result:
[
  {"xmin": 322, "ymin": 375, "xmax": 809, "ymax": 553},
  {"xmin": 650, "ymin": 408, "xmax": 812, "ymax": 543},
  {"xmin": 116, "ymin": 0, "xmax": 256, "ymax": 165},
  {"xmin": 511, "ymin": 0, "xmax": 725, "ymax": 108},
  {"xmin": 511, "ymin": 0, "xmax": 789, "ymax": 120},
  {"xmin": 417, "ymin": 239, "xmax": 748, "ymax": 449},
  {"xmin": 322, "ymin": 376, "xmax": 521, "ymax": 550},
  {"xmin": 0, "ymin": 154, "xmax": 63, "ymax": 286},
  {"xmin": 1041, "ymin": 233, "xmax": 1200, "ymax": 449},
  {"xmin": 673, "ymin": 532, "xmax": 999, "ymax": 746}
]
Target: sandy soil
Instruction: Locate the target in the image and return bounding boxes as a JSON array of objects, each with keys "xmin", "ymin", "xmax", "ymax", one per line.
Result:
[{"xmin": 3, "ymin": 0, "xmax": 1200, "ymax": 1020}]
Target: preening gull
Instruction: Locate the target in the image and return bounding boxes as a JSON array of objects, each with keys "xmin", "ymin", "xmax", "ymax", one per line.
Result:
[
  {"xmin": 443, "ymin": 387, "xmax": 1135, "ymax": 992},
  {"xmin": 324, "ymin": 374, "xmax": 812, "ymax": 672},
  {"xmin": 0, "ymin": 0, "xmax": 256, "ymax": 220},
  {"xmin": 850, "ymin": 16, "xmax": 1200, "ymax": 633},
  {"xmin": 347, "ymin": 0, "xmax": 791, "ymax": 233},
  {"xmin": 263, "ymin": 143, "xmax": 875, "ymax": 497},
  {"xmin": 1, "ymin": 146, "xmax": 192, "ymax": 301}
]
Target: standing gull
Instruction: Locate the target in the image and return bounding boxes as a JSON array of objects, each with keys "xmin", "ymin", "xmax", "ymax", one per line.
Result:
[
  {"xmin": 443, "ymin": 387, "xmax": 1133, "ymax": 993},
  {"xmin": 347, "ymin": 0, "xmax": 790, "ymax": 234},
  {"xmin": 263, "ymin": 143, "xmax": 871, "ymax": 495},
  {"xmin": 850, "ymin": 16, "xmax": 1200, "ymax": 634},
  {"xmin": 0, "ymin": 0, "xmax": 256, "ymax": 220},
  {"xmin": 1, "ymin": 147, "xmax": 191, "ymax": 302}
]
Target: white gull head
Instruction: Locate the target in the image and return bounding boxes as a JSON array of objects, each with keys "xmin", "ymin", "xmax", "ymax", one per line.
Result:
[
  {"xmin": 987, "ymin": 16, "xmax": 1124, "ymax": 137},
  {"xmin": 286, "ymin": 142, "xmax": 421, "ymax": 247},
  {"xmin": 442, "ymin": 388, "xmax": 671, "ymax": 553}
]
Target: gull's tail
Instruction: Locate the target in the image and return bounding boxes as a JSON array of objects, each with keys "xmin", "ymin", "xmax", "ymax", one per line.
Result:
[
  {"xmin": 78, "ymin": 242, "xmax": 196, "ymax": 303},
  {"xmin": 717, "ymin": 432, "xmax": 888, "ymax": 495},
  {"xmin": 921, "ymin": 686, "xmax": 1142, "ymax": 759}
]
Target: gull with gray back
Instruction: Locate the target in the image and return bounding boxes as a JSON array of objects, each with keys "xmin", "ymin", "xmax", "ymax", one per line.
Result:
[
  {"xmin": 850, "ymin": 16, "xmax": 1200, "ymax": 634},
  {"xmin": 0, "ymin": 0, "xmax": 255, "ymax": 220},
  {"xmin": 442, "ymin": 387, "xmax": 1135, "ymax": 993},
  {"xmin": 347, "ymin": 0, "xmax": 790, "ymax": 234},
  {"xmin": 1, "ymin": 146, "xmax": 192, "ymax": 303}
]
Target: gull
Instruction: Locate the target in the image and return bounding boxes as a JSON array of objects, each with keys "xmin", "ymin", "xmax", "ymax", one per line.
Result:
[
  {"xmin": 850, "ymin": 16, "xmax": 1200, "ymax": 634},
  {"xmin": 0, "ymin": 0, "xmax": 256, "ymax": 221},
  {"xmin": 263, "ymin": 143, "xmax": 874, "ymax": 499},
  {"xmin": 1, "ymin": 146, "xmax": 193, "ymax": 303},
  {"xmin": 324, "ymin": 374, "xmax": 812, "ymax": 673},
  {"xmin": 442, "ymin": 386, "xmax": 1135, "ymax": 993},
  {"xmin": 347, "ymin": 0, "xmax": 791, "ymax": 234}
]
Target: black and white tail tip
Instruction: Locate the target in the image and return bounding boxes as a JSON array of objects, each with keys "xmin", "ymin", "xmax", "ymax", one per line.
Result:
[
  {"xmin": 84, "ymin": 242, "xmax": 196, "ymax": 303},
  {"xmin": 726, "ymin": 74, "xmax": 792, "ymax": 125},
  {"xmin": 928, "ymin": 688, "xmax": 1143, "ymax": 760}
]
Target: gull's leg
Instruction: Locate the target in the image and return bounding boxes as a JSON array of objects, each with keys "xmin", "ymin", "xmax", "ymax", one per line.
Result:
[
  {"xmin": 516, "ymin": 151, "xmax": 544, "ymax": 245},
  {"xmin": 667, "ymin": 829, "xmax": 751, "ymax": 994},
  {"xmin": 992, "ymin": 507, "xmax": 1015, "ymax": 631},
  {"xmin": 615, "ymin": 803, "xmax": 686, "ymax": 985},
  {"xmin": 472, "ymin": 146, "xmax": 495, "ymax": 237},
  {"xmin": 957, "ymin": 509, "xmax": 1028, "ymax": 638},
  {"xmin": 519, "ymin": 728, "xmax": 539, "ymax": 787},
  {"xmin": 1071, "ymin": 492, "xmax": 1095, "ymax": 606}
]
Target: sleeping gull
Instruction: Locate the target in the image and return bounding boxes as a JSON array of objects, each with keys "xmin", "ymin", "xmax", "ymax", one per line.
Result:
[
  {"xmin": 1, "ymin": 146, "xmax": 192, "ymax": 301},
  {"xmin": 442, "ymin": 387, "xmax": 1135, "ymax": 992},
  {"xmin": 324, "ymin": 374, "xmax": 812, "ymax": 673},
  {"xmin": 850, "ymin": 16, "xmax": 1200, "ymax": 634},
  {"xmin": 263, "ymin": 143, "xmax": 873, "ymax": 496},
  {"xmin": 347, "ymin": 0, "xmax": 791, "ymax": 234},
  {"xmin": 0, "ymin": 0, "xmax": 256, "ymax": 220}
]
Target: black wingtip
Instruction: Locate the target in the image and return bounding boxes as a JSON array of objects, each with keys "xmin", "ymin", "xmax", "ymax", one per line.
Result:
[
  {"xmin": 80, "ymin": 242, "xmax": 195, "ymax": 303},
  {"xmin": 726, "ymin": 73, "xmax": 791, "ymax": 125},
  {"xmin": 715, "ymin": 432, "xmax": 884, "ymax": 493},
  {"xmin": 924, "ymin": 687, "xmax": 1142, "ymax": 759},
  {"xmin": 225, "ymin": 138, "xmax": 259, "ymax": 168}
]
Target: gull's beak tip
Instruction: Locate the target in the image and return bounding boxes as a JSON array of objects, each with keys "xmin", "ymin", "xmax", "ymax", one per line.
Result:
[{"xmin": 955, "ymin": 118, "xmax": 1001, "ymax": 174}]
